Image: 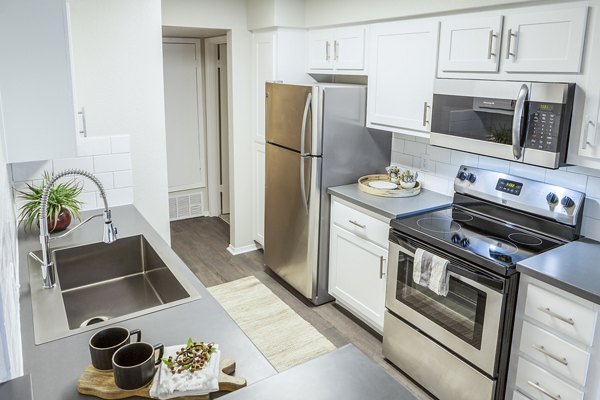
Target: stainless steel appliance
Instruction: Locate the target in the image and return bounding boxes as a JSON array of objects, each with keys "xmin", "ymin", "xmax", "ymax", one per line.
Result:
[
  {"xmin": 264, "ymin": 82, "xmax": 391, "ymax": 305},
  {"xmin": 430, "ymin": 79, "xmax": 576, "ymax": 169},
  {"xmin": 384, "ymin": 165, "xmax": 585, "ymax": 400}
]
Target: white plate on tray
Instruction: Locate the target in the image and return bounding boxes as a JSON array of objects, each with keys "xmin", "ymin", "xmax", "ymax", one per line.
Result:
[{"xmin": 368, "ymin": 180, "xmax": 397, "ymax": 190}]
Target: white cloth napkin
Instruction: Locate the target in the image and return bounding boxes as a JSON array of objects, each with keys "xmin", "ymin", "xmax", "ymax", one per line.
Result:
[
  {"xmin": 149, "ymin": 344, "xmax": 220, "ymax": 399},
  {"xmin": 412, "ymin": 248, "xmax": 450, "ymax": 296}
]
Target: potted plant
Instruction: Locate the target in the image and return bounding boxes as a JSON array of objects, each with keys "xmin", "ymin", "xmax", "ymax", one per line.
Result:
[
  {"xmin": 399, "ymin": 169, "xmax": 419, "ymax": 189},
  {"xmin": 386, "ymin": 165, "xmax": 401, "ymax": 184},
  {"xmin": 18, "ymin": 171, "xmax": 83, "ymax": 232}
]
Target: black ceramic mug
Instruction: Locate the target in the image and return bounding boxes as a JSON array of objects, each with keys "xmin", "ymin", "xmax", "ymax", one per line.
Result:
[
  {"xmin": 89, "ymin": 327, "xmax": 142, "ymax": 370},
  {"xmin": 112, "ymin": 342, "xmax": 164, "ymax": 391}
]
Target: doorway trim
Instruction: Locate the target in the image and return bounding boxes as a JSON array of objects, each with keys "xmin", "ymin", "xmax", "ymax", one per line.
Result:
[{"xmin": 204, "ymin": 35, "xmax": 228, "ymax": 217}]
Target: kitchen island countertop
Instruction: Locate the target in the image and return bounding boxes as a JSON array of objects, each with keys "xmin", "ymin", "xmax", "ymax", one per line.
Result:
[
  {"xmin": 517, "ymin": 237, "xmax": 600, "ymax": 304},
  {"xmin": 328, "ymin": 183, "xmax": 452, "ymax": 220}
]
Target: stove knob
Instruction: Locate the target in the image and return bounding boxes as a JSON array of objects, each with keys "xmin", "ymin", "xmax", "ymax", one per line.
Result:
[
  {"xmin": 467, "ymin": 173, "xmax": 477, "ymax": 183},
  {"xmin": 546, "ymin": 192, "xmax": 559, "ymax": 205},
  {"xmin": 451, "ymin": 233, "xmax": 461, "ymax": 244},
  {"xmin": 561, "ymin": 196, "xmax": 575, "ymax": 208},
  {"xmin": 460, "ymin": 238, "xmax": 470, "ymax": 248},
  {"xmin": 457, "ymin": 171, "xmax": 467, "ymax": 181}
]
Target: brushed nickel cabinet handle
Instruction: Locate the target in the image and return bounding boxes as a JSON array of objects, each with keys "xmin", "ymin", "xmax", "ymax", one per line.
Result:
[
  {"xmin": 334, "ymin": 40, "xmax": 339, "ymax": 61},
  {"xmin": 379, "ymin": 256, "xmax": 386, "ymax": 279},
  {"xmin": 487, "ymin": 30, "xmax": 497, "ymax": 58},
  {"xmin": 527, "ymin": 381, "xmax": 561, "ymax": 400},
  {"xmin": 349, "ymin": 220, "xmax": 366, "ymax": 229},
  {"xmin": 422, "ymin": 102, "xmax": 430, "ymax": 127},
  {"xmin": 532, "ymin": 345, "xmax": 569, "ymax": 366},
  {"xmin": 538, "ymin": 307, "xmax": 575, "ymax": 326},
  {"xmin": 326, "ymin": 41, "xmax": 331, "ymax": 61},
  {"xmin": 506, "ymin": 28, "xmax": 517, "ymax": 59}
]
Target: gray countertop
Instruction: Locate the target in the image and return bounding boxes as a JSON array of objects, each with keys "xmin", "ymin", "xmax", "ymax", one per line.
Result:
[
  {"xmin": 17, "ymin": 205, "xmax": 276, "ymax": 399},
  {"xmin": 221, "ymin": 344, "xmax": 418, "ymax": 400},
  {"xmin": 517, "ymin": 237, "xmax": 600, "ymax": 304},
  {"xmin": 327, "ymin": 184, "xmax": 452, "ymax": 220},
  {"xmin": 0, "ymin": 374, "xmax": 33, "ymax": 400}
]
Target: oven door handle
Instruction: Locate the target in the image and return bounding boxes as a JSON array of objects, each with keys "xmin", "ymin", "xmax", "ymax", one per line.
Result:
[{"xmin": 390, "ymin": 236, "xmax": 505, "ymax": 292}]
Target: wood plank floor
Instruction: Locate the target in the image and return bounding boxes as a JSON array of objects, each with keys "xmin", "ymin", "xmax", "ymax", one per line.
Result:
[{"xmin": 170, "ymin": 216, "xmax": 433, "ymax": 400}]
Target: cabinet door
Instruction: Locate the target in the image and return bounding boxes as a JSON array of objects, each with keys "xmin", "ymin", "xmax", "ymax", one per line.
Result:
[
  {"xmin": 438, "ymin": 15, "xmax": 503, "ymax": 72},
  {"xmin": 0, "ymin": 0, "xmax": 77, "ymax": 163},
  {"xmin": 328, "ymin": 225, "xmax": 387, "ymax": 332},
  {"xmin": 503, "ymin": 6, "xmax": 588, "ymax": 73},
  {"xmin": 252, "ymin": 31, "xmax": 275, "ymax": 143},
  {"xmin": 333, "ymin": 26, "xmax": 366, "ymax": 71},
  {"xmin": 367, "ymin": 20, "xmax": 438, "ymax": 134},
  {"xmin": 307, "ymin": 29, "xmax": 334, "ymax": 70}
]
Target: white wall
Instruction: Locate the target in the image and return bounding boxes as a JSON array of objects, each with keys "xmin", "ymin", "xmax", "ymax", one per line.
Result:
[
  {"xmin": 69, "ymin": 0, "xmax": 171, "ymax": 243},
  {"xmin": 391, "ymin": 134, "xmax": 600, "ymax": 240},
  {"xmin": 0, "ymin": 93, "xmax": 23, "ymax": 382},
  {"xmin": 162, "ymin": 0, "xmax": 255, "ymax": 249},
  {"xmin": 246, "ymin": 0, "xmax": 305, "ymax": 30},
  {"xmin": 303, "ymin": 0, "xmax": 577, "ymax": 27}
]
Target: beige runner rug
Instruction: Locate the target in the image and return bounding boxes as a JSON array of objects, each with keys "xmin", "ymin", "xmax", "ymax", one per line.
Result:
[{"xmin": 208, "ymin": 276, "xmax": 336, "ymax": 371}]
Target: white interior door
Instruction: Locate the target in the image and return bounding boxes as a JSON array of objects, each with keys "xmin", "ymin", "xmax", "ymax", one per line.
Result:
[
  {"xmin": 163, "ymin": 40, "xmax": 206, "ymax": 192},
  {"xmin": 218, "ymin": 43, "xmax": 230, "ymax": 215}
]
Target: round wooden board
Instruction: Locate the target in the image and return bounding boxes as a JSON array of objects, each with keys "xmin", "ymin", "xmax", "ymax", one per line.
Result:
[{"xmin": 358, "ymin": 174, "xmax": 421, "ymax": 198}]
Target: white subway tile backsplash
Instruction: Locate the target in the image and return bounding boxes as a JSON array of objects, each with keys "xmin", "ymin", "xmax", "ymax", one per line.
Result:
[
  {"xmin": 435, "ymin": 162, "xmax": 459, "ymax": 179},
  {"xmin": 450, "ymin": 150, "xmax": 478, "ymax": 167},
  {"xmin": 78, "ymin": 191, "xmax": 98, "ymax": 211},
  {"xmin": 584, "ymin": 197, "xmax": 600, "ymax": 219},
  {"xmin": 94, "ymin": 154, "xmax": 131, "ymax": 173},
  {"xmin": 404, "ymin": 141, "xmax": 427, "ymax": 157},
  {"xmin": 415, "ymin": 136, "xmax": 429, "ymax": 144},
  {"xmin": 581, "ymin": 216, "xmax": 600, "ymax": 241},
  {"xmin": 99, "ymin": 187, "xmax": 133, "ymax": 207},
  {"xmin": 509, "ymin": 162, "xmax": 546, "ymax": 182},
  {"xmin": 477, "ymin": 156, "xmax": 510, "ymax": 174},
  {"xmin": 427, "ymin": 145, "xmax": 452, "ymax": 164},
  {"xmin": 390, "ymin": 152, "xmax": 412, "ymax": 168},
  {"xmin": 11, "ymin": 160, "xmax": 52, "ymax": 182},
  {"xmin": 53, "ymin": 156, "xmax": 93, "ymax": 173},
  {"xmin": 77, "ymin": 136, "xmax": 111, "ymax": 156},
  {"xmin": 393, "ymin": 132, "xmax": 417, "ymax": 142},
  {"xmin": 419, "ymin": 172, "xmax": 451, "ymax": 195},
  {"xmin": 113, "ymin": 170, "xmax": 133, "ymax": 188},
  {"xmin": 566, "ymin": 166, "xmax": 600, "ymax": 178},
  {"xmin": 545, "ymin": 169, "xmax": 588, "ymax": 192},
  {"xmin": 95, "ymin": 172, "xmax": 114, "ymax": 191},
  {"xmin": 587, "ymin": 177, "xmax": 600, "ymax": 199},
  {"xmin": 391, "ymin": 138, "xmax": 404, "ymax": 153},
  {"xmin": 110, "ymin": 135, "xmax": 131, "ymax": 154}
]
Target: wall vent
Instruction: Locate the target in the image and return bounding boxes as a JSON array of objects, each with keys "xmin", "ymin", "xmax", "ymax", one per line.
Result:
[{"xmin": 169, "ymin": 192, "xmax": 204, "ymax": 221}]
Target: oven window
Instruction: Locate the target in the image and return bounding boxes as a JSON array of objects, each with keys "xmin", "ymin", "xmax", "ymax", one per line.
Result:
[
  {"xmin": 431, "ymin": 94, "xmax": 515, "ymax": 145},
  {"xmin": 395, "ymin": 252, "xmax": 487, "ymax": 349}
]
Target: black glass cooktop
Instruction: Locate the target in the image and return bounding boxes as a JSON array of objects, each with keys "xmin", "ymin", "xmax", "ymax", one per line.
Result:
[{"xmin": 391, "ymin": 206, "xmax": 563, "ymax": 274}]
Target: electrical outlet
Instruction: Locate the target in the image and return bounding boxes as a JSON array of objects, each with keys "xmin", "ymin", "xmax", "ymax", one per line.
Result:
[{"xmin": 420, "ymin": 154, "xmax": 432, "ymax": 171}]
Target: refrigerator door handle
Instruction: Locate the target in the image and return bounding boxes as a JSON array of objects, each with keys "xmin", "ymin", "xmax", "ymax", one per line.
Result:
[
  {"xmin": 300, "ymin": 93, "xmax": 312, "ymax": 156},
  {"xmin": 300, "ymin": 155, "xmax": 310, "ymax": 213}
]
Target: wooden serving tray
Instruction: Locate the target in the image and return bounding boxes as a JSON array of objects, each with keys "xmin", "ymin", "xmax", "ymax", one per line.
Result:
[
  {"xmin": 358, "ymin": 174, "xmax": 421, "ymax": 198},
  {"xmin": 77, "ymin": 358, "xmax": 246, "ymax": 400}
]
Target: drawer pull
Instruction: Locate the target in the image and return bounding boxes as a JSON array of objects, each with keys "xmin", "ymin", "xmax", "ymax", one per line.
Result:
[
  {"xmin": 527, "ymin": 381, "xmax": 561, "ymax": 400},
  {"xmin": 532, "ymin": 345, "xmax": 568, "ymax": 366},
  {"xmin": 379, "ymin": 256, "xmax": 386, "ymax": 279},
  {"xmin": 349, "ymin": 220, "xmax": 366, "ymax": 229},
  {"xmin": 538, "ymin": 307, "xmax": 575, "ymax": 326}
]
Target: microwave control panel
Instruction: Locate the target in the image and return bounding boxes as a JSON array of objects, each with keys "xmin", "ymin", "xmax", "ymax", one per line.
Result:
[{"xmin": 524, "ymin": 102, "xmax": 564, "ymax": 152}]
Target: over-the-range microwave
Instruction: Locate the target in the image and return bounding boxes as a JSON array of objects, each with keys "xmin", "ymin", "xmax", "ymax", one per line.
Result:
[{"xmin": 430, "ymin": 79, "xmax": 576, "ymax": 169}]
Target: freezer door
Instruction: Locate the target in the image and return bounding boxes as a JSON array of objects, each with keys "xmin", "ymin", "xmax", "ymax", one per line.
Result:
[
  {"xmin": 265, "ymin": 83, "xmax": 314, "ymax": 154},
  {"xmin": 264, "ymin": 143, "xmax": 321, "ymax": 300}
]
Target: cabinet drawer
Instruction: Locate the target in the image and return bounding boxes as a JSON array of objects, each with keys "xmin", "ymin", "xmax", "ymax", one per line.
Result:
[
  {"xmin": 520, "ymin": 321, "xmax": 590, "ymax": 386},
  {"xmin": 515, "ymin": 357, "xmax": 583, "ymax": 400},
  {"xmin": 331, "ymin": 200, "xmax": 389, "ymax": 247},
  {"xmin": 524, "ymin": 283, "xmax": 597, "ymax": 346}
]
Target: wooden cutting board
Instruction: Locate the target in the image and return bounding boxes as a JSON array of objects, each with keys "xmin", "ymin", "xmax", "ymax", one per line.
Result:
[{"xmin": 77, "ymin": 358, "xmax": 246, "ymax": 399}]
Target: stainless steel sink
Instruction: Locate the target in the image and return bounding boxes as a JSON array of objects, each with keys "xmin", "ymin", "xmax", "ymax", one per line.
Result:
[{"xmin": 29, "ymin": 234, "xmax": 200, "ymax": 344}]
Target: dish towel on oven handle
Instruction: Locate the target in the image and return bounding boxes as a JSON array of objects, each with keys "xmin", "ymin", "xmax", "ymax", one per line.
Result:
[{"xmin": 412, "ymin": 248, "xmax": 450, "ymax": 296}]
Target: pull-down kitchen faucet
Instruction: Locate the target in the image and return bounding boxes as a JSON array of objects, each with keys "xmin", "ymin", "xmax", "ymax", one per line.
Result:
[{"xmin": 29, "ymin": 169, "xmax": 117, "ymax": 289}]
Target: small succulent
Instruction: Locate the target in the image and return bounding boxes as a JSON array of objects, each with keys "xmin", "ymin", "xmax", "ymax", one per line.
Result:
[
  {"xmin": 399, "ymin": 169, "xmax": 418, "ymax": 183},
  {"xmin": 386, "ymin": 165, "xmax": 401, "ymax": 179},
  {"xmin": 162, "ymin": 338, "xmax": 216, "ymax": 374}
]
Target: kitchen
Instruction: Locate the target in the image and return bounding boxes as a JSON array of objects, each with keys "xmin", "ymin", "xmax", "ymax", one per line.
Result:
[{"xmin": 2, "ymin": 0, "xmax": 600, "ymax": 399}]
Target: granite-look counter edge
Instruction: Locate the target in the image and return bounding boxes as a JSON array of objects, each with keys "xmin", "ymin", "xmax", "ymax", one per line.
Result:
[
  {"xmin": 327, "ymin": 183, "xmax": 452, "ymax": 220},
  {"xmin": 517, "ymin": 237, "xmax": 600, "ymax": 304}
]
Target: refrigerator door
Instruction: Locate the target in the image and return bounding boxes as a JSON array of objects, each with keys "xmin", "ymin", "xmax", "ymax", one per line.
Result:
[
  {"xmin": 264, "ymin": 142, "xmax": 321, "ymax": 299},
  {"xmin": 265, "ymin": 83, "xmax": 314, "ymax": 154}
]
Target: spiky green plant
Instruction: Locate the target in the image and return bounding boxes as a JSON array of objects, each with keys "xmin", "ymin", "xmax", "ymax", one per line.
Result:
[{"xmin": 17, "ymin": 171, "xmax": 83, "ymax": 231}]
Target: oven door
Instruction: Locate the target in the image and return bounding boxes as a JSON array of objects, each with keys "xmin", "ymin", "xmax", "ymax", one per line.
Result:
[{"xmin": 385, "ymin": 233, "xmax": 505, "ymax": 376}]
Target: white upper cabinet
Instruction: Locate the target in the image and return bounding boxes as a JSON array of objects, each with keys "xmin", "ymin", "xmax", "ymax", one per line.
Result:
[
  {"xmin": 438, "ymin": 15, "xmax": 503, "ymax": 72},
  {"xmin": 367, "ymin": 19, "xmax": 439, "ymax": 136},
  {"xmin": 0, "ymin": 0, "xmax": 77, "ymax": 163},
  {"xmin": 307, "ymin": 25, "xmax": 366, "ymax": 73},
  {"xmin": 438, "ymin": 5, "xmax": 588, "ymax": 77},
  {"xmin": 502, "ymin": 7, "xmax": 588, "ymax": 73}
]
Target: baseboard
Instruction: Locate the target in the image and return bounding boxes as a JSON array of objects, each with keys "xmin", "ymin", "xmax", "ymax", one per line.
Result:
[{"xmin": 227, "ymin": 243, "xmax": 260, "ymax": 255}]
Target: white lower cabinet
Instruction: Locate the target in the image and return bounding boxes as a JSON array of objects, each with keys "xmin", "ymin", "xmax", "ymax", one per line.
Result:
[{"xmin": 328, "ymin": 198, "xmax": 389, "ymax": 333}]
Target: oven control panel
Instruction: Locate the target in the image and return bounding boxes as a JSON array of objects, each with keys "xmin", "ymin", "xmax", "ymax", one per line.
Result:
[{"xmin": 454, "ymin": 165, "xmax": 584, "ymax": 226}]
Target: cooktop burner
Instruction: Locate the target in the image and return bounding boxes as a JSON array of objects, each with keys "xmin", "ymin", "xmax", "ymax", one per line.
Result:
[{"xmin": 391, "ymin": 205, "xmax": 563, "ymax": 273}]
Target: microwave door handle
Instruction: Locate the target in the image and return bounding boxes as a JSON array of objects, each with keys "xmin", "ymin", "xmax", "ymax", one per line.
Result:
[{"xmin": 512, "ymin": 84, "xmax": 529, "ymax": 160}]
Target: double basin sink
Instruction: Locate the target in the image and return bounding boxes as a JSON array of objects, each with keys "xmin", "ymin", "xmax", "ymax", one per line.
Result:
[{"xmin": 29, "ymin": 234, "xmax": 200, "ymax": 344}]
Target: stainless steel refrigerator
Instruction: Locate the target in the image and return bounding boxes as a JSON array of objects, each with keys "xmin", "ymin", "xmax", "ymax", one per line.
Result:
[{"xmin": 264, "ymin": 82, "xmax": 391, "ymax": 305}]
